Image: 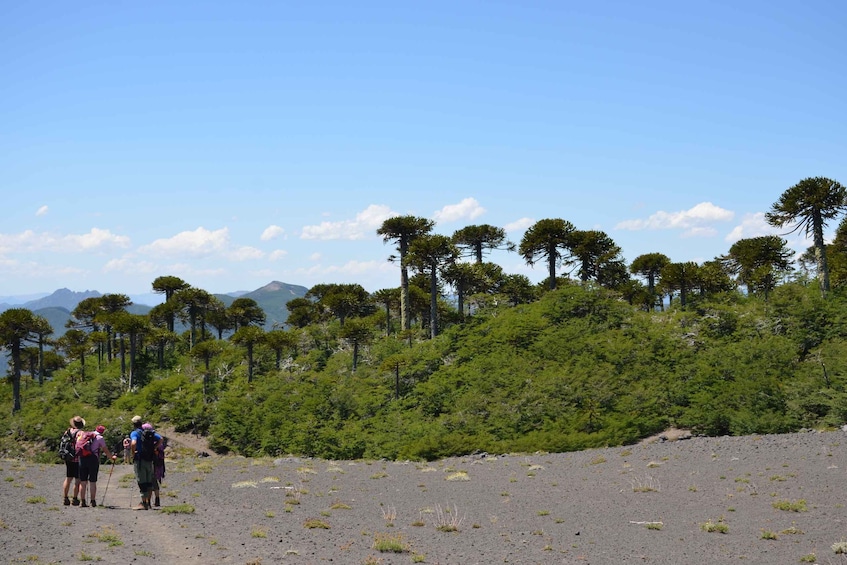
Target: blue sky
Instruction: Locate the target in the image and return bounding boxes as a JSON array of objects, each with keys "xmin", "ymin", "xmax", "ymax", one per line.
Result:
[{"xmin": 2, "ymin": 1, "xmax": 845, "ymax": 301}]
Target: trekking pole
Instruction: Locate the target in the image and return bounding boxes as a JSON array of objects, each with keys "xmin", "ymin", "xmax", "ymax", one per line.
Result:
[{"xmin": 100, "ymin": 458, "xmax": 116, "ymax": 507}]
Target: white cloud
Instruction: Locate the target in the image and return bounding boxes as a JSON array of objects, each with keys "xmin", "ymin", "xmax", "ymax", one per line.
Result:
[
  {"xmin": 725, "ymin": 212, "xmax": 814, "ymax": 252},
  {"xmin": 261, "ymin": 225, "xmax": 285, "ymax": 241},
  {"xmin": 36, "ymin": 205, "xmax": 48, "ymax": 217},
  {"xmin": 268, "ymin": 249, "xmax": 288, "ymax": 261},
  {"xmin": 505, "ymin": 217, "xmax": 535, "ymax": 233},
  {"xmin": 616, "ymin": 202, "xmax": 734, "ymax": 237},
  {"xmin": 103, "ymin": 258, "xmax": 157, "ymax": 274},
  {"xmin": 682, "ymin": 226, "xmax": 718, "ymax": 238},
  {"xmin": 301, "ymin": 204, "xmax": 396, "ymax": 240},
  {"xmin": 309, "ymin": 252, "xmax": 322, "ymax": 261},
  {"xmin": 0, "ymin": 228, "xmax": 130, "ymax": 254},
  {"xmin": 226, "ymin": 246, "xmax": 264, "ymax": 261},
  {"xmin": 291, "ymin": 259, "xmax": 395, "ymax": 282},
  {"xmin": 68, "ymin": 228, "xmax": 132, "ymax": 250},
  {"xmin": 138, "ymin": 227, "xmax": 230, "ymax": 258},
  {"xmin": 325, "ymin": 259, "xmax": 393, "ymax": 277},
  {"xmin": 724, "ymin": 212, "xmax": 773, "ymax": 243},
  {"xmin": 433, "ymin": 197, "xmax": 485, "ymax": 223},
  {"xmin": 161, "ymin": 263, "xmax": 227, "ymax": 278},
  {"xmin": 0, "ymin": 257, "xmax": 84, "ymax": 278}
]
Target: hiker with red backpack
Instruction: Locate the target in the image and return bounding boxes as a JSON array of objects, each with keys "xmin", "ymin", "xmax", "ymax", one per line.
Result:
[
  {"xmin": 60, "ymin": 416, "xmax": 85, "ymax": 506},
  {"xmin": 130, "ymin": 415, "xmax": 162, "ymax": 510},
  {"xmin": 76, "ymin": 424, "xmax": 117, "ymax": 507}
]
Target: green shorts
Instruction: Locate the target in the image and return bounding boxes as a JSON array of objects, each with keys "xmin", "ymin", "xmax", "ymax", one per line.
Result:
[{"xmin": 133, "ymin": 459, "xmax": 155, "ymax": 493}]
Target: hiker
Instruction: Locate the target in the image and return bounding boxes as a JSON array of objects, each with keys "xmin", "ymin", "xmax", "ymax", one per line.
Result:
[
  {"xmin": 122, "ymin": 436, "xmax": 132, "ymax": 464},
  {"xmin": 146, "ymin": 423, "xmax": 167, "ymax": 507},
  {"xmin": 77, "ymin": 424, "xmax": 117, "ymax": 507},
  {"xmin": 61, "ymin": 416, "xmax": 85, "ymax": 506},
  {"xmin": 130, "ymin": 415, "xmax": 162, "ymax": 510}
]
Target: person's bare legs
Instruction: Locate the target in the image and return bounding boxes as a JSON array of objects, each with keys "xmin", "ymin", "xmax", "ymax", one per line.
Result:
[
  {"xmin": 78, "ymin": 480, "xmax": 89, "ymax": 507},
  {"xmin": 63, "ymin": 476, "xmax": 80, "ymax": 504}
]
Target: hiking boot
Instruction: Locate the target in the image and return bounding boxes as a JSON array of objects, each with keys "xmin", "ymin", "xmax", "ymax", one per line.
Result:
[
  {"xmin": 134, "ymin": 503, "xmax": 147, "ymax": 511},
  {"xmin": 63, "ymin": 497, "xmax": 70, "ymax": 506},
  {"xmin": 71, "ymin": 498, "xmax": 80, "ymax": 506},
  {"xmin": 90, "ymin": 499, "xmax": 97, "ymax": 508},
  {"xmin": 80, "ymin": 500, "xmax": 88, "ymax": 507},
  {"xmin": 154, "ymin": 496, "xmax": 160, "ymax": 507}
]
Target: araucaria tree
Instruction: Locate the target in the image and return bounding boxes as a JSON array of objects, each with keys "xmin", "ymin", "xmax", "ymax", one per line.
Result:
[
  {"xmin": 407, "ymin": 234, "xmax": 458, "ymax": 338},
  {"xmin": 518, "ymin": 218, "xmax": 576, "ymax": 290},
  {"xmin": 567, "ymin": 229, "xmax": 627, "ymax": 287},
  {"xmin": 766, "ymin": 176, "xmax": 847, "ymax": 294},
  {"xmin": 630, "ymin": 253, "xmax": 671, "ymax": 295},
  {"xmin": 660, "ymin": 261, "xmax": 699, "ymax": 308},
  {"xmin": 377, "ymin": 215, "xmax": 435, "ymax": 331},
  {"xmin": 0, "ymin": 308, "xmax": 47, "ymax": 412},
  {"xmin": 723, "ymin": 236, "xmax": 794, "ymax": 299},
  {"xmin": 452, "ymin": 224, "xmax": 514, "ymax": 263}
]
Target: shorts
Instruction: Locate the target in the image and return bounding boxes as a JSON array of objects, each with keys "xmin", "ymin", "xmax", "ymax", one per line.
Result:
[
  {"xmin": 78, "ymin": 455, "xmax": 100, "ymax": 483},
  {"xmin": 65, "ymin": 460, "xmax": 79, "ymax": 479},
  {"xmin": 134, "ymin": 459, "xmax": 155, "ymax": 493}
]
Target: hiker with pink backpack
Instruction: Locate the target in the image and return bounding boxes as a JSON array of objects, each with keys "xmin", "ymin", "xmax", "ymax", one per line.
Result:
[{"xmin": 76, "ymin": 424, "xmax": 117, "ymax": 507}]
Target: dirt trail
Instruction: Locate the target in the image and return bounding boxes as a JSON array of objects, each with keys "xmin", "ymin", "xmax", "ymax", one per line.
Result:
[{"xmin": 97, "ymin": 457, "xmax": 210, "ymax": 563}]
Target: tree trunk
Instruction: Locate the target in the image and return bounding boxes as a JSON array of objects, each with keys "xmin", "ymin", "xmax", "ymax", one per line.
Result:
[
  {"xmin": 11, "ymin": 343, "xmax": 21, "ymax": 412},
  {"xmin": 429, "ymin": 266, "xmax": 438, "ymax": 339},
  {"xmin": 813, "ymin": 212, "xmax": 830, "ymax": 294},
  {"xmin": 547, "ymin": 244, "xmax": 557, "ymax": 289},
  {"xmin": 352, "ymin": 341, "xmax": 359, "ymax": 372}
]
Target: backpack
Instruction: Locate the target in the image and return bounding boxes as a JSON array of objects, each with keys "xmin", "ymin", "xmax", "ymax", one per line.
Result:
[
  {"xmin": 75, "ymin": 431, "xmax": 96, "ymax": 458},
  {"xmin": 58, "ymin": 429, "xmax": 78, "ymax": 462},
  {"xmin": 140, "ymin": 429, "xmax": 157, "ymax": 462}
]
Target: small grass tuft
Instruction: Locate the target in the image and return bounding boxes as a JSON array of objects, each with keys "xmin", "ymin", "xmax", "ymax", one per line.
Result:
[
  {"xmin": 434, "ymin": 503, "xmax": 464, "ymax": 532},
  {"xmin": 372, "ymin": 532, "xmax": 409, "ymax": 553},
  {"xmin": 631, "ymin": 476, "xmax": 660, "ymax": 493},
  {"xmin": 381, "ymin": 505, "xmax": 396, "ymax": 523},
  {"xmin": 89, "ymin": 526, "xmax": 123, "ymax": 547},
  {"xmin": 160, "ymin": 503, "xmax": 195, "ymax": 514},
  {"xmin": 303, "ymin": 517, "xmax": 330, "ymax": 529},
  {"xmin": 700, "ymin": 519, "xmax": 729, "ymax": 534},
  {"xmin": 772, "ymin": 499, "xmax": 807, "ymax": 512}
]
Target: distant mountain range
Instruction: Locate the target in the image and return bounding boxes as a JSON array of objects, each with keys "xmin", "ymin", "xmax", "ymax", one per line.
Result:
[{"xmin": 0, "ymin": 281, "xmax": 309, "ymax": 338}]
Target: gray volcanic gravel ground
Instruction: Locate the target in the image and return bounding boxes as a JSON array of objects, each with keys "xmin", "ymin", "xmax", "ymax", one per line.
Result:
[{"xmin": 2, "ymin": 430, "xmax": 847, "ymax": 564}]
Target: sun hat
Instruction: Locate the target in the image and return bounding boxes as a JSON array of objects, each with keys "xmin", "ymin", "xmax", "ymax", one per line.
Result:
[
  {"xmin": 131, "ymin": 415, "xmax": 142, "ymax": 424},
  {"xmin": 70, "ymin": 416, "xmax": 86, "ymax": 429},
  {"xmin": 142, "ymin": 423, "xmax": 153, "ymax": 431},
  {"xmin": 96, "ymin": 425, "xmax": 106, "ymax": 434}
]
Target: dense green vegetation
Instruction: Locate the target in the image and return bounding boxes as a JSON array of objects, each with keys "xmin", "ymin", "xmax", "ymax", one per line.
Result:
[
  {"xmin": 3, "ymin": 279, "xmax": 847, "ymax": 462},
  {"xmin": 3, "ymin": 177, "xmax": 847, "ymax": 461}
]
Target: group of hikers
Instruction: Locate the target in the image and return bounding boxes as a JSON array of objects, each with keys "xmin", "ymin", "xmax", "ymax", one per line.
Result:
[{"xmin": 60, "ymin": 415, "xmax": 167, "ymax": 510}]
